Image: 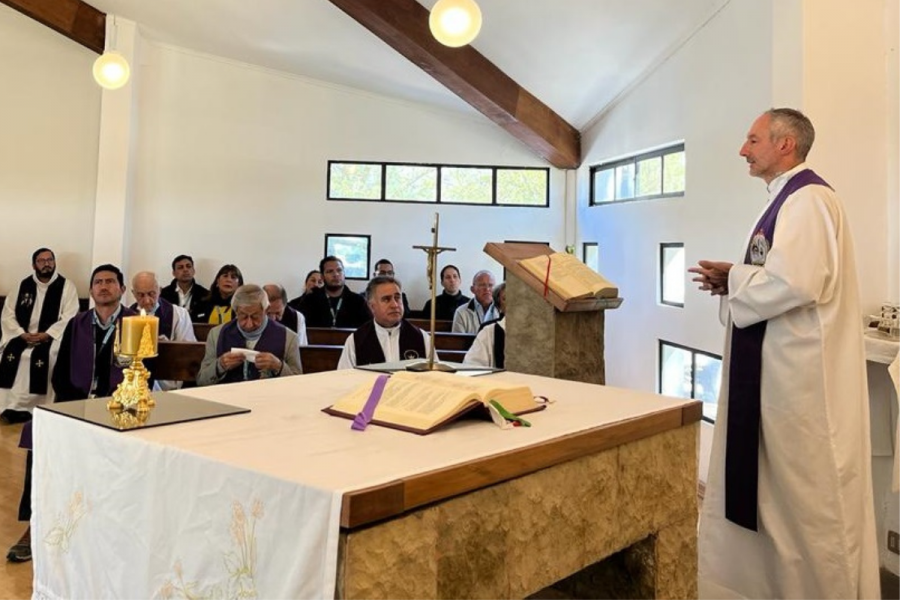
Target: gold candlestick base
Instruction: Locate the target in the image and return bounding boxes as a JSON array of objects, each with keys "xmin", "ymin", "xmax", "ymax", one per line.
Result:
[{"xmin": 107, "ymin": 356, "xmax": 156, "ymax": 413}]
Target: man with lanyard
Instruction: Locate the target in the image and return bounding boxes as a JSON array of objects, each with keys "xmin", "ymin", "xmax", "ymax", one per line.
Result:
[
  {"xmin": 7, "ymin": 264, "xmax": 134, "ymax": 563},
  {"xmin": 130, "ymin": 271, "xmax": 196, "ymax": 390},
  {"xmin": 160, "ymin": 254, "xmax": 209, "ymax": 313},
  {"xmin": 196, "ymin": 284, "xmax": 302, "ymax": 386},
  {"xmin": 689, "ymin": 108, "xmax": 878, "ymax": 598},
  {"xmin": 263, "ymin": 284, "xmax": 309, "ymax": 345},
  {"xmin": 337, "ymin": 276, "xmax": 431, "ymax": 369},
  {"xmin": 452, "ymin": 270, "xmax": 500, "ymax": 333},
  {"xmin": 0, "ymin": 248, "xmax": 78, "ymax": 424},
  {"xmin": 296, "ymin": 256, "xmax": 370, "ymax": 328}
]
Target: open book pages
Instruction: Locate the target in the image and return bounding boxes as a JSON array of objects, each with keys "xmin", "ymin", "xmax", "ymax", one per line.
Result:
[
  {"xmin": 327, "ymin": 371, "xmax": 540, "ymax": 433},
  {"xmin": 518, "ymin": 252, "xmax": 618, "ymax": 300}
]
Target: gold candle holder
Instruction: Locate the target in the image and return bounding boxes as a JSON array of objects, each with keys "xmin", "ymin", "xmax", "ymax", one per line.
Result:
[{"xmin": 107, "ymin": 312, "xmax": 159, "ymax": 414}]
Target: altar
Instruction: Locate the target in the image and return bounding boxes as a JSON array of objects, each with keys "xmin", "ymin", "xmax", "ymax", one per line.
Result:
[{"xmin": 31, "ymin": 369, "xmax": 701, "ymax": 599}]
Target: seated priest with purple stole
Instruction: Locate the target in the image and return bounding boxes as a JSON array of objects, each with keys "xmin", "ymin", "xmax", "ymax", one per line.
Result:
[
  {"xmin": 130, "ymin": 271, "xmax": 196, "ymax": 391},
  {"xmin": 337, "ymin": 276, "xmax": 431, "ymax": 369},
  {"xmin": 52, "ymin": 264, "xmax": 137, "ymax": 401},
  {"xmin": 196, "ymin": 284, "xmax": 302, "ymax": 386}
]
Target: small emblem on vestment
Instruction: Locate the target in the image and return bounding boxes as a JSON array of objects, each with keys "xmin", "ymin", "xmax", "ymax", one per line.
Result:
[{"xmin": 749, "ymin": 229, "xmax": 769, "ymax": 266}]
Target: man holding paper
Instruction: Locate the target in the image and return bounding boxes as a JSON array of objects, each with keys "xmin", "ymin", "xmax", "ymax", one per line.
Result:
[
  {"xmin": 337, "ymin": 276, "xmax": 431, "ymax": 369},
  {"xmin": 197, "ymin": 284, "xmax": 302, "ymax": 386}
]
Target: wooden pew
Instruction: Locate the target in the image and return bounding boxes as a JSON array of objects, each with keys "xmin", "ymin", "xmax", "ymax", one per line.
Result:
[
  {"xmin": 155, "ymin": 341, "xmax": 469, "ymax": 383},
  {"xmin": 408, "ymin": 318, "xmax": 453, "ymax": 332},
  {"xmin": 192, "ymin": 322, "xmax": 214, "ymax": 342},
  {"xmin": 306, "ymin": 327, "xmax": 475, "ymax": 351}
]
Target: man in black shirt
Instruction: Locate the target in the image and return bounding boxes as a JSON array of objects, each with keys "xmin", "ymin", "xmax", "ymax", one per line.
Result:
[{"xmin": 296, "ymin": 256, "xmax": 370, "ymax": 328}]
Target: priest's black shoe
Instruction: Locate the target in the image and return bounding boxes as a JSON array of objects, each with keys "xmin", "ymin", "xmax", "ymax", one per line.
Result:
[
  {"xmin": 0, "ymin": 409, "xmax": 32, "ymax": 425},
  {"xmin": 6, "ymin": 527, "xmax": 31, "ymax": 563}
]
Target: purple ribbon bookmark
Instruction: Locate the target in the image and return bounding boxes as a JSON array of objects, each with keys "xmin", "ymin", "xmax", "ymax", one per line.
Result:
[{"xmin": 351, "ymin": 374, "xmax": 390, "ymax": 431}]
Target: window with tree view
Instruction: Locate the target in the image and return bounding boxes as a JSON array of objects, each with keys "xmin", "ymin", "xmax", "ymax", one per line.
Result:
[
  {"xmin": 328, "ymin": 161, "xmax": 549, "ymax": 207},
  {"xmin": 324, "ymin": 234, "xmax": 371, "ymax": 280},
  {"xmin": 590, "ymin": 144, "xmax": 685, "ymax": 205},
  {"xmin": 658, "ymin": 340, "xmax": 722, "ymax": 422}
]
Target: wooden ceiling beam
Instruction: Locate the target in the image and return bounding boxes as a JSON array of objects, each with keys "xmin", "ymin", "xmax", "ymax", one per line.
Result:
[
  {"xmin": 328, "ymin": 0, "xmax": 581, "ymax": 169},
  {"xmin": 0, "ymin": 0, "xmax": 105, "ymax": 54}
]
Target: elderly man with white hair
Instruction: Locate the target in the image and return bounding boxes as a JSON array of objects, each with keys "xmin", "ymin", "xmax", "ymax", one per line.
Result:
[{"xmin": 197, "ymin": 284, "xmax": 302, "ymax": 386}]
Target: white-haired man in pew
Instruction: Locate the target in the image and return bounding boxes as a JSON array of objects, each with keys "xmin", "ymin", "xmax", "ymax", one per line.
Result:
[
  {"xmin": 130, "ymin": 271, "xmax": 196, "ymax": 390},
  {"xmin": 197, "ymin": 284, "xmax": 302, "ymax": 386}
]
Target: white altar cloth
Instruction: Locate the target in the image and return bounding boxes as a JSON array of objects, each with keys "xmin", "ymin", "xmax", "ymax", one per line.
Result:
[{"xmin": 32, "ymin": 369, "xmax": 695, "ymax": 599}]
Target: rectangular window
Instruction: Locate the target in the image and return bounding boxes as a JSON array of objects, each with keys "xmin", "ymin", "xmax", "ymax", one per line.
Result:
[
  {"xmin": 328, "ymin": 161, "xmax": 549, "ymax": 207},
  {"xmin": 658, "ymin": 340, "xmax": 722, "ymax": 423},
  {"xmin": 583, "ymin": 243, "xmax": 599, "ymax": 272},
  {"xmin": 660, "ymin": 243, "xmax": 685, "ymax": 307},
  {"xmin": 589, "ymin": 143, "xmax": 685, "ymax": 205},
  {"xmin": 324, "ymin": 234, "xmax": 371, "ymax": 280}
]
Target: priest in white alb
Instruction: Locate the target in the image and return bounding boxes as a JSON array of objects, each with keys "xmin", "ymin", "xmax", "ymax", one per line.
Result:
[
  {"xmin": 689, "ymin": 108, "xmax": 879, "ymax": 599},
  {"xmin": 0, "ymin": 248, "xmax": 79, "ymax": 423}
]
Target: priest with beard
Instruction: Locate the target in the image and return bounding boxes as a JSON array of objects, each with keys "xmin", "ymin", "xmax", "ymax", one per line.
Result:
[
  {"xmin": 0, "ymin": 248, "xmax": 79, "ymax": 424},
  {"xmin": 196, "ymin": 284, "xmax": 302, "ymax": 386},
  {"xmin": 296, "ymin": 256, "xmax": 370, "ymax": 328}
]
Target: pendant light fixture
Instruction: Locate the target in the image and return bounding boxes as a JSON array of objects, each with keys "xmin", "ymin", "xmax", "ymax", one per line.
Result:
[
  {"xmin": 93, "ymin": 15, "xmax": 130, "ymax": 90},
  {"xmin": 429, "ymin": 0, "xmax": 482, "ymax": 48}
]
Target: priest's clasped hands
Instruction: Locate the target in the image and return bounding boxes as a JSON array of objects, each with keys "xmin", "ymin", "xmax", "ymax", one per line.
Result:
[
  {"xmin": 20, "ymin": 332, "xmax": 51, "ymax": 346},
  {"xmin": 688, "ymin": 260, "xmax": 733, "ymax": 296}
]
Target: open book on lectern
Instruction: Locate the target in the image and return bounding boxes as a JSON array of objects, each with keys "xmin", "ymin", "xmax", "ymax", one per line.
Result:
[
  {"xmin": 323, "ymin": 371, "xmax": 545, "ymax": 434},
  {"xmin": 518, "ymin": 252, "xmax": 618, "ymax": 300}
]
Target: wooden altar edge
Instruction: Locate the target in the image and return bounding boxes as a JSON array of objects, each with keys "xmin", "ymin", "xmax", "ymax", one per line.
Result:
[
  {"xmin": 483, "ymin": 242, "xmax": 624, "ymax": 313},
  {"xmin": 339, "ymin": 400, "xmax": 702, "ymax": 529}
]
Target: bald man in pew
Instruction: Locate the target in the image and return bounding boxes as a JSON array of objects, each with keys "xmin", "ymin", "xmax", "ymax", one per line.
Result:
[{"xmin": 196, "ymin": 285, "xmax": 302, "ymax": 386}]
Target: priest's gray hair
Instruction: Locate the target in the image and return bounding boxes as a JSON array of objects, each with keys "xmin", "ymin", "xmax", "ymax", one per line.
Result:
[
  {"xmin": 766, "ymin": 108, "xmax": 815, "ymax": 161},
  {"xmin": 366, "ymin": 275, "xmax": 401, "ymax": 301},
  {"xmin": 231, "ymin": 284, "xmax": 269, "ymax": 311}
]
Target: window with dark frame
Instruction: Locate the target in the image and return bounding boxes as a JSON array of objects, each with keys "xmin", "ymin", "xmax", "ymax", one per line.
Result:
[
  {"xmin": 658, "ymin": 340, "xmax": 722, "ymax": 423},
  {"xmin": 328, "ymin": 160, "xmax": 550, "ymax": 207},
  {"xmin": 324, "ymin": 234, "xmax": 371, "ymax": 281},
  {"xmin": 502, "ymin": 240, "xmax": 550, "ymax": 282},
  {"xmin": 659, "ymin": 243, "xmax": 685, "ymax": 307},
  {"xmin": 583, "ymin": 242, "xmax": 599, "ymax": 273},
  {"xmin": 589, "ymin": 144, "xmax": 685, "ymax": 205}
]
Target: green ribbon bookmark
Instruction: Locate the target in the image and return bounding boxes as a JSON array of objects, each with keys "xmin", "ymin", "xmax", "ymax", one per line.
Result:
[{"xmin": 488, "ymin": 399, "xmax": 531, "ymax": 427}]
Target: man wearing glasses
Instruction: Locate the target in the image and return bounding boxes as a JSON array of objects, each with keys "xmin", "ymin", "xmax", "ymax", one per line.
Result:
[
  {"xmin": 0, "ymin": 248, "xmax": 79, "ymax": 424},
  {"xmin": 452, "ymin": 270, "xmax": 500, "ymax": 334}
]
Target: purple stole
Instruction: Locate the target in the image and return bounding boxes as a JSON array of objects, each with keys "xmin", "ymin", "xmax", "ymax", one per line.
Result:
[
  {"xmin": 353, "ymin": 320, "xmax": 426, "ymax": 365},
  {"xmin": 68, "ymin": 306, "xmax": 137, "ymax": 397},
  {"xmin": 129, "ymin": 298, "xmax": 175, "ymax": 339},
  {"xmin": 0, "ymin": 275, "xmax": 66, "ymax": 394},
  {"xmin": 215, "ymin": 320, "xmax": 287, "ymax": 383},
  {"xmin": 726, "ymin": 169, "xmax": 830, "ymax": 531}
]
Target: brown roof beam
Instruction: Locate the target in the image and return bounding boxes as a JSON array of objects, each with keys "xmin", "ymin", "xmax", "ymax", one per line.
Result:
[
  {"xmin": 328, "ymin": 0, "xmax": 581, "ymax": 169},
  {"xmin": 0, "ymin": 0, "xmax": 105, "ymax": 54}
]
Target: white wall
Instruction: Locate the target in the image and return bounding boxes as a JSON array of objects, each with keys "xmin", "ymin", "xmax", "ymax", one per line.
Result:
[
  {"xmin": 126, "ymin": 44, "xmax": 565, "ymax": 306},
  {"xmin": 0, "ymin": 5, "xmax": 101, "ymax": 296}
]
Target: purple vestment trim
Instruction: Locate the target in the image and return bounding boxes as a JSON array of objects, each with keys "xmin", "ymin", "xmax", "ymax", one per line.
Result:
[
  {"xmin": 351, "ymin": 374, "xmax": 390, "ymax": 431},
  {"xmin": 725, "ymin": 169, "xmax": 830, "ymax": 531},
  {"xmin": 215, "ymin": 320, "xmax": 288, "ymax": 383}
]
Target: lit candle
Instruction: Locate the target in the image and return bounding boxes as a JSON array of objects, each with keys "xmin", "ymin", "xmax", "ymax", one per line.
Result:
[{"xmin": 120, "ymin": 309, "xmax": 159, "ymax": 356}]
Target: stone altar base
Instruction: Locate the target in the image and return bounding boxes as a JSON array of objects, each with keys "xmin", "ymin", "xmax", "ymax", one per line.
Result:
[{"xmin": 336, "ymin": 423, "xmax": 698, "ymax": 599}]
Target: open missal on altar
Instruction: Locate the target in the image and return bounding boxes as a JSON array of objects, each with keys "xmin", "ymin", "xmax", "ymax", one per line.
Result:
[
  {"xmin": 518, "ymin": 252, "xmax": 618, "ymax": 301},
  {"xmin": 323, "ymin": 371, "xmax": 545, "ymax": 435}
]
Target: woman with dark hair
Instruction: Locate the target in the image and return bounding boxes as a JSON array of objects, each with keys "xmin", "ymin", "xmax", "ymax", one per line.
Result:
[
  {"xmin": 288, "ymin": 270, "xmax": 324, "ymax": 310},
  {"xmin": 190, "ymin": 264, "xmax": 244, "ymax": 323}
]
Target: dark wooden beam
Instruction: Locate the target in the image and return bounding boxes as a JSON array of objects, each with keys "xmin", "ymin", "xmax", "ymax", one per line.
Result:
[
  {"xmin": 328, "ymin": 0, "xmax": 581, "ymax": 169},
  {"xmin": 0, "ymin": 0, "xmax": 105, "ymax": 54}
]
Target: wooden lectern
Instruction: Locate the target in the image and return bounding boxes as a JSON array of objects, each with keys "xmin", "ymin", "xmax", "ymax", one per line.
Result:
[{"xmin": 485, "ymin": 242, "xmax": 623, "ymax": 385}]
